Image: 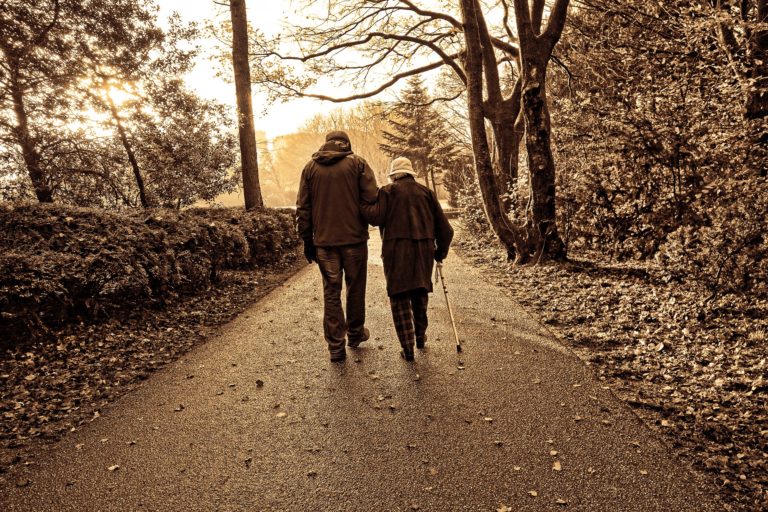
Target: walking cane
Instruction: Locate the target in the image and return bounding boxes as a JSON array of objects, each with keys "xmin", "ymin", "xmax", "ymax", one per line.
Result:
[{"xmin": 436, "ymin": 262, "xmax": 463, "ymax": 353}]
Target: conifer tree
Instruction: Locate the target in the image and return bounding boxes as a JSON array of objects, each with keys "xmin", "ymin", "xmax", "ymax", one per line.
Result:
[{"xmin": 379, "ymin": 77, "xmax": 459, "ymax": 195}]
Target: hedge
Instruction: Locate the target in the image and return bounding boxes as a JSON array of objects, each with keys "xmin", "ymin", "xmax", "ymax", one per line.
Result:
[{"xmin": 0, "ymin": 203, "xmax": 300, "ymax": 345}]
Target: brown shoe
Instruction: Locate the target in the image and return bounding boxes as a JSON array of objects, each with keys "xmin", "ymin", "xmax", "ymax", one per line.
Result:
[
  {"xmin": 416, "ymin": 334, "xmax": 427, "ymax": 349},
  {"xmin": 347, "ymin": 327, "xmax": 370, "ymax": 348},
  {"xmin": 330, "ymin": 350, "xmax": 346, "ymax": 362}
]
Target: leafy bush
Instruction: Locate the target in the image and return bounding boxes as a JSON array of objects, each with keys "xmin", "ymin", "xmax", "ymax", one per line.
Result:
[
  {"xmin": 0, "ymin": 203, "xmax": 300, "ymax": 345},
  {"xmin": 658, "ymin": 178, "xmax": 768, "ymax": 305}
]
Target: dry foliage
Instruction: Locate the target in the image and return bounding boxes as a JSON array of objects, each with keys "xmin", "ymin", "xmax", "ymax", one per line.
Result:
[{"xmin": 457, "ymin": 231, "xmax": 767, "ymax": 512}]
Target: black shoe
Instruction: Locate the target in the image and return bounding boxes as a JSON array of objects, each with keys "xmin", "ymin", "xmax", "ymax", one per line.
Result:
[
  {"xmin": 347, "ymin": 327, "xmax": 370, "ymax": 348},
  {"xmin": 330, "ymin": 350, "xmax": 346, "ymax": 362},
  {"xmin": 416, "ymin": 334, "xmax": 427, "ymax": 349},
  {"xmin": 401, "ymin": 347, "xmax": 415, "ymax": 361}
]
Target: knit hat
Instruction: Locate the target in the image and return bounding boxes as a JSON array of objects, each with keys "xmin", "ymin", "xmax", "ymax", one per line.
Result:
[
  {"xmin": 325, "ymin": 130, "xmax": 350, "ymax": 144},
  {"xmin": 388, "ymin": 157, "xmax": 417, "ymax": 177}
]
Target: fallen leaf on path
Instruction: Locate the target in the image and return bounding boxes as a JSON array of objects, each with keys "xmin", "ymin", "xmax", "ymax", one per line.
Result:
[
  {"xmin": 174, "ymin": 404, "xmax": 185, "ymax": 412},
  {"xmin": 108, "ymin": 465, "xmax": 119, "ymax": 472},
  {"xmin": 556, "ymin": 498, "xmax": 568, "ymax": 505},
  {"xmin": 513, "ymin": 466, "xmax": 522, "ymax": 471},
  {"xmin": 553, "ymin": 461, "xmax": 562, "ymax": 471},
  {"xmin": 484, "ymin": 417, "xmax": 493, "ymax": 422},
  {"xmin": 528, "ymin": 490, "xmax": 538, "ymax": 497},
  {"xmin": 550, "ymin": 450, "xmax": 558, "ymax": 456},
  {"xmin": 497, "ymin": 505, "xmax": 513, "ymax": 512},
  {"xmin": 276, "ymin": 412, "xmax": 287, "ymax": 418},
  {"xmin": 640, "ymin": 470, "xmax": 648, "ymax": 475}
]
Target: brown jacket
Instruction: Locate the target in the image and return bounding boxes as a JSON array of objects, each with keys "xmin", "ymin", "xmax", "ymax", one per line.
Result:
[
  {"xmin": 361, "ymin": 176, "xmax": 454, "ymax": 296},
  {"xmin": 296, "ymin": 140, "xmax": 378, "ymax": 247}
]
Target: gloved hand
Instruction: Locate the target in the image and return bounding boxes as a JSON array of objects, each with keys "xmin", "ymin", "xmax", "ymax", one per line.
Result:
[
  {"xmin": 303, "ymin": 240, "xmax": 317, "ymax": 263},
  {"xmin": 435, "ymin": 251, "xmax": 447, "ymax": 263}
]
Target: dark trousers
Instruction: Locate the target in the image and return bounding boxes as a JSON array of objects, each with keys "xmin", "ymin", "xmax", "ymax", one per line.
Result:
[
  {"xmin": 389, "ymin": 289, "xmax": 429, "ymax": 349},
  {"xmin": 316, "ymin": 242, "xmax": 368, "ymax": 354}
]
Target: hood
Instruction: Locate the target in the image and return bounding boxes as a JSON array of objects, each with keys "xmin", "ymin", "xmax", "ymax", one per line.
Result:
[{"xmin": 312, "ymin": 139, "xmax": 353, "ymax": 165}]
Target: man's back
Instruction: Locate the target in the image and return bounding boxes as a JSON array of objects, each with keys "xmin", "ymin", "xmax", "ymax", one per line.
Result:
[{"xmin": 296, "ymin": 137, "xmax": 378, "ymax": 247}]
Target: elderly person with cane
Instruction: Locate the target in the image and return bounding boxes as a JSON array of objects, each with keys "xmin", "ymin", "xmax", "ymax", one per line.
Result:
[{"xmin": 361, "ymin": 157, "xmax": 454, "ymax": 361}]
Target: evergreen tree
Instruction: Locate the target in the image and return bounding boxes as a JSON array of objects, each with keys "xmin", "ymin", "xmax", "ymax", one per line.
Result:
[{"xmin": 379, "ymin": 77, "xmax": 460, "ymax": 195}]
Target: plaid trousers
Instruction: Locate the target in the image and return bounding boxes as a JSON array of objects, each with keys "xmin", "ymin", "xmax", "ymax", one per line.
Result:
[{"xmin": 389, "ymin": 289, "xmax": 429, "ymax": 349}]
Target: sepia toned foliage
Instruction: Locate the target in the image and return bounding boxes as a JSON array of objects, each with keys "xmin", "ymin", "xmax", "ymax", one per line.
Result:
[
  {"xmin": 0, "ymin": 0, "xmax": 240, "ymax": 208},
  {"xmin": 0, "ymin": 203, "xmax": 299, "ymax": 345},
  {"xmin": 549, "ymin": 0, "xmax": 767, "ymax": 304}
]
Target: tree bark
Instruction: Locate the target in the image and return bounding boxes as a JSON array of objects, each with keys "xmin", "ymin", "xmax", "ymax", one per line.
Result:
[
  {"xmin": 229, "ymin": 0, "xmax": 264, "ymax": 210},
  {"xmin": 460, "ymin": 0, "xmax": 526, "ymax": 261},
  {"xmin": 520, "ymin": 62, "xmax": 566, "ymax": 261},
  {"xmin": 8, "ymin": 69, "xmax": 53, "ymax": 203},
  {"xmin": 513, "ymin": 0, "xmax": 569, "ymax": 262},
  {"xmin": 490, "ymin": 80, "xmax": 523, "ymax": 196},
  {"xmin": 107, "ymin": 96, "xmax": 150, "ymax": 208}
]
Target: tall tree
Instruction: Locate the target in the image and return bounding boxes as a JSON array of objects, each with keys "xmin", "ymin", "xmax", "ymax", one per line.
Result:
[
  {"xmin": 228, "ymin": 0, "xmax": 263, "ymax": 210},
  {"xmin": 512, "ymin": 0, "xmax": 570, "ymax": 261},
  {"xmin": 0, "ymin": 0, "xmax": 165, "ymax": 204},
  {"xmin": 0, "ymin": 0, "xmax": 64, "ymax": 202},
  {"xmin": 379, "ymin": 76, "xmax": 459, "ymax": 194}
]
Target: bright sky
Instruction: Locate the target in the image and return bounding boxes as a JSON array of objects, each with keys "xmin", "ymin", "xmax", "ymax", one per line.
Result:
[{"xmin": 155, "ymin": 0, "xmax": 364, "ymax": 140}]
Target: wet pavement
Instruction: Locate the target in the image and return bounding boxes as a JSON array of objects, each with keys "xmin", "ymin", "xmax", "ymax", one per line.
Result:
[{"xmin": 0, "ymin": 232, "xmax": 718, "ymax": 511}]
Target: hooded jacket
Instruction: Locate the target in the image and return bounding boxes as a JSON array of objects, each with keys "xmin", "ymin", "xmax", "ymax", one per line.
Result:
[{"xmin": 296, "ymin": 139, "xmax": 379, "ymax": 247}]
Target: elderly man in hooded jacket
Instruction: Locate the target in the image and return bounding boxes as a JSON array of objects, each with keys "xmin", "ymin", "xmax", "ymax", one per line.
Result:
[{"xmin": 297, "ymin": 131, "xmax": 379, "ymax": 362}]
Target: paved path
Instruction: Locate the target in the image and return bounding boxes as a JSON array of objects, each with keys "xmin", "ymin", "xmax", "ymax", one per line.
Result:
[{"xmin": 1, "ymin": 233, "xmax": 717, "ymax": 511}]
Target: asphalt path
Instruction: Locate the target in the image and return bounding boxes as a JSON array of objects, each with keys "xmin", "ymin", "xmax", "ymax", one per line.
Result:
[{"xmin": 1, "ymin": 232, "xmax": 718, "ymax": 511}]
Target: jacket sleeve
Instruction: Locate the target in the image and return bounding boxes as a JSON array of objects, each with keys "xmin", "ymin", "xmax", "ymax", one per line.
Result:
[
  {"xmin": 360, "ymin": 188, "xmax": 387, "ymax": 226},
  {"xmin": 296, "ymin": 163, "xmax": 313, "ymax": 243},
  {"xmin": 358, "ymin": 157, "xmax": 379, "ymax": 204},
  {"xmin": 433, "ymin": 193, "xmax": 454, "ymax": 261}
]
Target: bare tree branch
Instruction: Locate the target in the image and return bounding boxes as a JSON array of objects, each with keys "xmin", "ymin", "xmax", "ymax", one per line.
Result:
[{"xmin": 256, "ymin": 56, "xmax": 458, "ymax": 102}]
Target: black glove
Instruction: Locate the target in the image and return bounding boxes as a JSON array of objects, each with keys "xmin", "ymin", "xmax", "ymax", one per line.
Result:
[
  {"xmin": 303, "ymin": 240, "xmax": 317, "ymax": 263},
  {"xmin": 435, "ymin": 251, "xmax": 447, "ymax": 263}
]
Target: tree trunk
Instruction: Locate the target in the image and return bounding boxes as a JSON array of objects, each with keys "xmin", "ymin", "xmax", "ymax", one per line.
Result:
[
  {"xmin": 460, "ymin": 0, "xmax": 526, "ymax": 261},
  {"xmin": 490, "ymin": 80, "xmax": 523, "ymax": 199},
  {"xmin": 230, "ymin": 0, "xmax": 264, "ymax": 210},
  {"xmin": 513, "ymin": 0, "xmax": 570, "ymax": 262},
  {"xmin": 429, "ymin": 167, "xmax": 438, "ymax": 197},
  {"xmin": 108, "ymin": 97, "xmax": 150, "ymax": 208},
  {"xmin": 9, "ymin": 71, "xmax": 53, "ymax": 203},
  {"xmin": 520, "ymin": 61, "xmax": 566, "ymax": 261}
]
